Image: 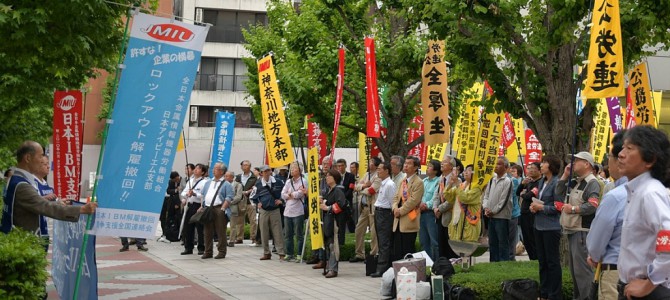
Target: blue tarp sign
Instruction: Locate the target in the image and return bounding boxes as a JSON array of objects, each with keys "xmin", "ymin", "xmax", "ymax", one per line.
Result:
[
  {"xmin": 209, "ymin": 111, "xmax": 236, "ymax": 171},
  {"xmin": 52, "ymin": 202, "xmax": 98, "ymax": 300},
  {"xmin": 93, "ymin": 13, "xmax": 209, "ymax": 239}
]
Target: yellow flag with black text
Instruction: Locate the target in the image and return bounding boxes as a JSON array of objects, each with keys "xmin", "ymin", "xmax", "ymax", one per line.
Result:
[
  {"xmin": 421, "ymin": 40, "xmax": 449, "ymax": 146},
  {"xmin": 472, "ymin": 111, "xmax": 504, "ymax": 189},
  {"xmin": 590, "ymin": 99, "xmax": 610, "ymax": 164},
  {"xmin": 583, "ymin": 0, "xmax": 625, "ymax": 98},
  {"xmin": 358, "ymin": 133, "xmax": 368, "ymax": 179},
  {"xmin": 456, "ymin": 83, "xmax": 483, "ymax": 166},
  {"xmin": 629, "ymin": 62, "xmax": 657, "ymax": 127},
  {"xmin": 257, "ymin": 56, "xmax": 295, "ymax": 167},
  {"xmin": 307, "ymin": 147, "xmax": 324, "ymax": 250}
]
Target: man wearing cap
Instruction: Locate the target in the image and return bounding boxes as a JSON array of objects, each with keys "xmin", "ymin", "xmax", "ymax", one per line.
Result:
[
  {"xmin": 555, "ymin": 151, "xmax": 601, "ymax": 300},
  {"xmin": 251, "ymin": 165, "xmax": 286, "ymax": 260}
]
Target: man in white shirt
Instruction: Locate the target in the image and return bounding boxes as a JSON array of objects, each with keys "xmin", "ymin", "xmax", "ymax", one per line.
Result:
[
  {"xmin": 617, "ymin": 126, "xmax": 670, "ymax": 299},
  {"xmin": 180, "ymin": 164, "xmax": 209, "ymax": 255},
  {"xmin": 370, "ymin": 161, "xmax": 396, "ymax": 277},
  {"xmin": 200, "ymin": 163, "xmax": 233, "ymax": 259}
]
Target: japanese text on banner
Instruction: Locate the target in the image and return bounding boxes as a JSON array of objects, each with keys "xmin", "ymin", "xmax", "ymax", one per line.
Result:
[
  {"xmin": 583, "ymin": 0, "xmax": 625, "ymax": 98},
  {"xmin": 524, "ymin": 129, "xmax": 543, "ymax": 167},
  {"xmin": 210, "ymin": 111, "xmax": 235, "ymax": 171},
  {"xmin": 94, "ymin": 13, "xmax": 208, "ymax": 239},
  {"xmin": 307, "ymin": 115, "xmax": 327, "ymax": 165},
  {"xmin": 307, "ymin": 147, "xmax": 324, "ymax": 249},
  {"xmin": 628, "ymin": 62, "xmax": 657, "ymax": 127},
  {"xmin": 456, "ymin": 83, "xmax": 483, "ymax": 166},
  {"xmin": 421, "ymin": 40, "xmax": 449, "ymax": 146},
  {"xmin": 591, "ymin": 98, "xmax": 610, "ymax": 164},
  {"xmin": 53, "ymin": 90, "xmax": 83, "ymax": 201},
  {"xmin": 257, "ymin": 56, "xmax": 295, "ymax": 167},
  {"xmin": 471, "ymin": 111, "xmax": 504, "ymax": 189}
]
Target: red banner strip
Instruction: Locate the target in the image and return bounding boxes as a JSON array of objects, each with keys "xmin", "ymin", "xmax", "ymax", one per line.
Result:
[
  {"xmin": 53, "ymin": 90, "xmax": 83, "ymax": 201},
  {"xmin": 365, "ymin": 37, "xmax": 380, "ymax": 138}
]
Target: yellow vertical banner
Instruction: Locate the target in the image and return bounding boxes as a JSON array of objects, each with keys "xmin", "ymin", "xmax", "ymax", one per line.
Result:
[
  {"xmin": 505, "ymin": 118, "xmax": 525, "ymax": 163},
  {"xmin": 629, "ymin": 62, "xmax": 657, "ymax": 127},
  {"xmin": 590, "ymin": 99, "xmax": 610, "ymax": 164},
  {"xmin": 583, "ymin": 0, "xmax": 625, "ymax": 98},
  {"xmin": 456, "ymin": 83, "xmax": 483, "ymax": 166},
  {"xmin": 421, "ymin": 40, "xmax": 449, "ymax": 146},
  {"xmin": 472, "ymin": 111, "xmax": 504, "ymax": 189},
  {"xmin": 176, "ymin": 132, "xmax": 185, "ymax": 152},
  {"xmin": 426, "ymin": 143, "xmax": 447, "ymax": 163},
  {"xmin": 653, "ymin": 91, "xmax": 663, "ymax": 126},
  {"xmin": 358, "ymin": 133, "xmax": 368, "ymax": 179},
  {"xmin": 257, "ymin": 56, "xmax": 295, "ymax": 168},
  {"xmin": 451, "ymin": 116, "xmax": 461, "ymax": 152},
  {"xmin": 307, "ymin": 147, "xmax": 324, "ymax": 250}
]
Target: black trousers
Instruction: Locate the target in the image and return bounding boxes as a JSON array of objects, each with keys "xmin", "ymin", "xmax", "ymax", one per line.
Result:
[
  {"xmin": 520, "ymin": 212, "xmax": 537, "ymax": 260},
  {"xmin": 374, "ymin": 207, "xmax": 394, "ymax": 272},
  {"xmin": 183, "ymin": 203, "xmax": 204, "ymax": 252},
  {"xmin": 336, "ymin": 213, "xmax": 347, "ymax": 246},
  {"xmin": 534, "ymin": 228, "xmax": 562, "ymax": 300},
  {"xmin": 618, "ymin": 281, "xmax": 670, "ymax": 300},
  {"xmin": 437, "ymin": 220, "xmax": 459, "ymax": 259},
  {"xmin": 391, "ymin": 224, "xmax": 417, "ymax": 262}
]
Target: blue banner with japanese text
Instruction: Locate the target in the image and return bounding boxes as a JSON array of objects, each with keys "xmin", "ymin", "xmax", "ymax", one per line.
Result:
[
  {"xmin": 209, "ymin": 111, "xmax": 235, "ymax": 172},
  {"xmin": 52, "ymin": 202, "xmax": 98, "ymax": 300},
  {"xmin": 93, "ymin": 13, "xmax": 208, "ymax": 239}
]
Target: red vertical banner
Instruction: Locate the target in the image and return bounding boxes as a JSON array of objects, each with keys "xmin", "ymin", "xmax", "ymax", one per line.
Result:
[
  {"xmin": 501, "ymin": 113, "xmax": 516, "ymax": 148},
  {"xmin": 307, "ymin": 116, "xmax": 328, "ymax": 164},
  {"xmin": 53, "ymin": 90, "xmax": 83, "ymax": 201},
  {"xmin": 365, "ymin": 37, "xmax": 380, "ymax": 138},
  {"xmin": 370, "ymin": 127, "xmax": 386, "ymax": 160},
  {"xmin": 524, "ymin": 129, "xmax": 542, "ymax": 166},
  {"xmin": 625, "ymin": 86, "xmax": 637, "ymax": 129},
  {"xmin": 331, "ymin": 47, "xmax": 345, "ymax": 158},
  {"xmin": 407, "ymin": 114, "xmax": 427, "ymax": 163}
]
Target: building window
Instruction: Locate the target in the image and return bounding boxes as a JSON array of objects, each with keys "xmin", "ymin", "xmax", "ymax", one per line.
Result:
[
  {"xmin": 194, "ymin": 58, "xmax": 248, "ymax": 91},
  {"xmin": 201, "ymin": 9, "xmax": 268, "ymax": 44},
  {"xmin": 189, "ymin": 106, "xmax": 260, "ymax": 128}
]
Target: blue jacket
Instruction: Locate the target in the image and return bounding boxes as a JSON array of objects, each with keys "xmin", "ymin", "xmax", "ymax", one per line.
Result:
[
  {"xmin": 251, "ymin": 177, "xmax": 283, "ymax": 210},
  {"xmin": 534, "ymin": 176, "xmax": 561, "ymax": 231}
]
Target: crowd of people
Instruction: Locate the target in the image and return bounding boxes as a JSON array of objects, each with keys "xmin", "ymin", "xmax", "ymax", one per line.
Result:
[{"xmin": 3, "ymin": 125, "xmax": 670, "ymax": 299}]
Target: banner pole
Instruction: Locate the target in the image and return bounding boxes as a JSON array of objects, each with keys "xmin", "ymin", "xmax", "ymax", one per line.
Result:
[
  {"xmin": 73, "ymin": 7, "xmax": 134, "ymax": 300},
  {"xmin": 77, "ymin": 89, "xmax": 88, "ymax": 201}
]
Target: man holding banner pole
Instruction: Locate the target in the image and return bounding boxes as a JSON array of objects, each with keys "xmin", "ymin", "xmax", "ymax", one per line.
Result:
[{"xmin": 1, "ymin": 141, "xmax": 98, "ymax": 233}]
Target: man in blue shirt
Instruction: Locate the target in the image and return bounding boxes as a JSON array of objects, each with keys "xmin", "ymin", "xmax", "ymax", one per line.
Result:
[{"xmin": 586, "ymin": 130, "xmax": 627, "ymax": 299}]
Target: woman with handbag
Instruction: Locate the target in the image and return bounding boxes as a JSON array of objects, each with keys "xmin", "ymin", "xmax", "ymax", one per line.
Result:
[
  {"xmin": 319, "ymin": 169, "xmax": 347, "ymax": 278},
  {"xmin": 281, "ymin": 162, "xmax": 307, "ymax": 262}
]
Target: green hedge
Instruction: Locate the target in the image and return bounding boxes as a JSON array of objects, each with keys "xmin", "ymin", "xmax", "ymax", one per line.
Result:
[
  {"xmin": 0, "ymin": 229, "xmax": 48, "ymax": 300},
  {"xmin": 450, "ymin": 261, "xmax": 574, "ymax": 299}
]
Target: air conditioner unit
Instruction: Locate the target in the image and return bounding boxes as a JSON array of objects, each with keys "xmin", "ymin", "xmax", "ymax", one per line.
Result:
[
  {"xmin": 190, "ymin": 106, "xmax": 198, "ymax": 122},
  {"xmin": 195, "ymin": 8, "xmax": 203, "ymax": 23}
]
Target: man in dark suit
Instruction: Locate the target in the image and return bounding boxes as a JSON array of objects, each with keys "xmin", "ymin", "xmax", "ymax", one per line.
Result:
[
  {"xmin": 335, "ymin": 158, "xmax": 356, "ymax": 245},
  {"xmin": 391, "ymin": 155, "xmax": 424, "ymax": 261},
  {"xmin": 232, "ymin": 160, "xmax": 257, "ymax": 245}
]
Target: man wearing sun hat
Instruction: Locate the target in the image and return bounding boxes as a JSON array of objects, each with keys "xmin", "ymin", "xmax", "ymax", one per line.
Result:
[{"xmin": 555, "ymin": 151, "xmax": 602, "ymax": 300}]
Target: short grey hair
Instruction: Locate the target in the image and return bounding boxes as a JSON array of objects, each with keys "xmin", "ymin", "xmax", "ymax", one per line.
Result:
[
  {"xmin": 390, "ymin": 155, "xmax": 404, "ymax": 167},
  {"xmin": 498, "ymin": 156, "xmax": 510, "ymax": 168},
  {"xmin": 214, "ymin": 162, "xmax": 228, "ymax": 173},
  {"xmin": 443, "ymin": 155, "xmax": 456, "ymax": 167}
]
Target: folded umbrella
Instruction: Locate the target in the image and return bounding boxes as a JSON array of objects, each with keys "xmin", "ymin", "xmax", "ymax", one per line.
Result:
[{"xmin": 589, "ymin": 262, "xmax": 602, "ymax": 300}]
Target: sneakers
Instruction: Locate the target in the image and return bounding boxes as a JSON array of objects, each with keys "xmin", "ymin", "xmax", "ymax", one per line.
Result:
[
  {"xmin": 119, "ymin": 246, "xmax": 129, "ymax": 252},
  {"xmin": 137, "ymin": 245, "xmax": 148, "ymax": 252},
  {"xmin": 157, "ymin": 236, "xmax": 170, "ymax": 243},
  {"xmin": 295, "ymin": 255, "xmax": 302, "ymax": 263},
  {"xmin": 285, "ymin": 256, "xmax": 296, "ymax": 262}
]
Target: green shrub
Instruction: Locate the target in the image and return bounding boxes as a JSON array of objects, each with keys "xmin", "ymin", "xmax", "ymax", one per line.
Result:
[
  {"xmin": 0, "ymin": 229, "xmax": 48, "ymax": 300},
  {"xmin": 450, "ymin": 261, "xmax": 574, "ymax": 299}
]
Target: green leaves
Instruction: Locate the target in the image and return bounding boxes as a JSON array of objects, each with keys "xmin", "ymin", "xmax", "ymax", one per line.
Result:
[{"xmin": 0, "ymin": 229, "xmax": 48, "ymax": 299}]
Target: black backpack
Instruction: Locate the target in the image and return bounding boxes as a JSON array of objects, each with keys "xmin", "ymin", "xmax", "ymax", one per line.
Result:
[
  {"xmin": 501, "ymin": 279, "xmax": 539, "ymax": 300},
  {"xmin": 432, "ymin": 257, "xmax": 456, "ymax": 280},
  {"xmin": 450, "ymin": 285, "xmax": 476, "ymax": 300}
]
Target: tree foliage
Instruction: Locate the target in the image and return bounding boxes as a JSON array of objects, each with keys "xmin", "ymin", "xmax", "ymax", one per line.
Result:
[
  {"xmin": 413, "ymin": 0, "xmax": 670, "ymax": 159},
  {"xmin": 243, "ymin": 0, "xmax": 470, "ymax": 159},
  {"xmin": 0, "ymin": 0, "xmax": 148, "ymax": 168}
]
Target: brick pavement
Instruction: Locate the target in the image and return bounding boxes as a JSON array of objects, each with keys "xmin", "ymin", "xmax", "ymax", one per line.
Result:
[{"xmin": 46, "ymin": 236, "xmax": 381, "ymax": 299}]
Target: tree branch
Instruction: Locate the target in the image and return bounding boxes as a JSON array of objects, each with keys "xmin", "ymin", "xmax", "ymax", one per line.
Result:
[{"xmin": 335, "ymin": 5, "xmax": 366, "ymax": 72}]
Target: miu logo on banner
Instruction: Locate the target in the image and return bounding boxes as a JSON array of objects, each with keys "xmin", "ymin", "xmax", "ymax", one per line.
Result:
[{"xmin": 142, "ymin": 23, "xmax": 194, "ymax": 42}]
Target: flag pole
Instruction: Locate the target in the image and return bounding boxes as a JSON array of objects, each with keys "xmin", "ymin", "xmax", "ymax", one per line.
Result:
[{"xmin": 73, "ymin": 7, "xmax": 135, "ymax": 300}]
